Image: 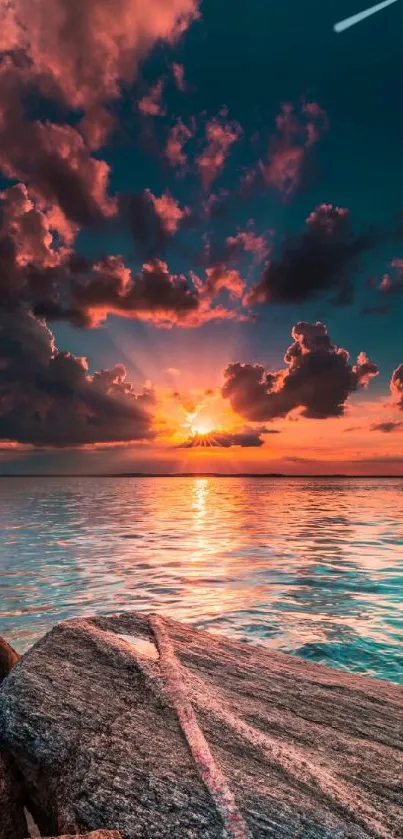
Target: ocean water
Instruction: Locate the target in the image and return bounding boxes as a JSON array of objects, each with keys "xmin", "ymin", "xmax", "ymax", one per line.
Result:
[{"xmin": 0, "ymin": 476, "xmax": 402, "ymax": 683}]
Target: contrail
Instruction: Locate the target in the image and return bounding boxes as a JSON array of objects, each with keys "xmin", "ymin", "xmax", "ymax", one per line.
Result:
[{"xmin": 334, "ymin": 0, "xmax": 399, "ymax": 33}]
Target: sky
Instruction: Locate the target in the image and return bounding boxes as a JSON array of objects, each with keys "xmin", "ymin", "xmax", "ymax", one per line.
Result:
[{"xmin": 0, "ymin": 0, "xmax": 403, "ymax": 475}]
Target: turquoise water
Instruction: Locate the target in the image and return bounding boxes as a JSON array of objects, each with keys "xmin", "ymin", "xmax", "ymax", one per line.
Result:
[{"xmin": 0, "ymin": 476, "xmax": 402, "ymax": 683}]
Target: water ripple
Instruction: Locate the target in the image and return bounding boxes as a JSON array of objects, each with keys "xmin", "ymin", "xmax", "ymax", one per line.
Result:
[{"xmin": 0, "ymin": 477, "xmax": 402, "ymax": 683}]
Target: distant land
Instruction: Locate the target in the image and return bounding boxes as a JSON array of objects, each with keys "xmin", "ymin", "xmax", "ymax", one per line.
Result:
[{"xmin": 0, "ymin": 473, "xmax": 401, "ymax": 479}]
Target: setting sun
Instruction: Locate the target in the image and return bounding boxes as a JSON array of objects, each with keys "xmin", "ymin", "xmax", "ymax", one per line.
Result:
[{"xmin": 190, "ymin": 419, "xmax": 216, "ymax": 437}]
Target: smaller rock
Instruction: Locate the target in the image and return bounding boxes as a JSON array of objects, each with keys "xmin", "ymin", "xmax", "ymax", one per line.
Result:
[
  {"xmin": 0, "ymin": 638, "xmax": 19, "ymax": 686},
  {"xmin": 0, "ymin": 752, "xmax": 28, "ymax": 839}
]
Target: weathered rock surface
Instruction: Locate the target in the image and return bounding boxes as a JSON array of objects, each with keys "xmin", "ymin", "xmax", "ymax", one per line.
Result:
[
  {"xmin": 0, "ymin": 637, "xmax": 19, "ymax": 685},
  {"xmin": 0, "ymin": 752, "xmax": 28, "ymax": 839},
  {"xmin": 42, "ymin": 832, "xmax": 121, "ymax": 839},
  {"xmin": 0, "ymin": 612, "xmax": 402, "ymax": 838}
]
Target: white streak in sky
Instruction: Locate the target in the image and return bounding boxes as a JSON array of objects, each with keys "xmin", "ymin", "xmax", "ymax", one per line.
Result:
[{"xmin": 334, "ymin": 0, "xmax": 399, "ymax": 33}]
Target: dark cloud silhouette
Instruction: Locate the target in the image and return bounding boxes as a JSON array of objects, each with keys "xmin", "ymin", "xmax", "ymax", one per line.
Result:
[
  {"xmin": 246, "ymin": 204, "xmax": 374, "ymax": 306},
  {"xmin": 222, "ymin": 322, "xmax": 379, "ymax": 421},
  {"xmin": 371, "ymin": 421, "xmax": 403, "ymax": 433},
  {"xmin": 179, "ymin": 428, "xmax": 265, "ymax": 448},
  {"xmin": 0, "ymin": 309, "xmax": 155, "ymax": 446}
]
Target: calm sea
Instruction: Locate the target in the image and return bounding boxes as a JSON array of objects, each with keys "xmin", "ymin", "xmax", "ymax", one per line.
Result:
[{"xmin": 1, "ymin": 476, "xmax": 402, "ymax": 683}]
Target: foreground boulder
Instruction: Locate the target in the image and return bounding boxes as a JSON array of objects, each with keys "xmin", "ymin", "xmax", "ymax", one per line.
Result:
[
  {"xmin": 0, "ymin": 752, "xmax": 28, "ymax": 839},
  {"xmin": 0, "ymin": 637, "xmax": 19, "ymax": 686},
  {"xmin": 0, "ymin": 612, "xmax": 402, "ymax": 838}
]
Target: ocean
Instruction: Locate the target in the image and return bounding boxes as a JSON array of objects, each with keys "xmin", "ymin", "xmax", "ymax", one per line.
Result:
[{"xmin": 1, "ymin": 476, "xmax": 402, "ymax": 683}]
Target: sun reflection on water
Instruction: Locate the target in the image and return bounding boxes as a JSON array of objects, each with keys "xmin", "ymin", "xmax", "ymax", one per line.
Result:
[{"xmin": 0, "ymin": 477, "xmax": 402, "ymax": 683}]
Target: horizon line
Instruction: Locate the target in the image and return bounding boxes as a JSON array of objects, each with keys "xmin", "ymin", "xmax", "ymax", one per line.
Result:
[{"xmin": 0, "ymin": 472, "xmax": 402, "ymax": 479}]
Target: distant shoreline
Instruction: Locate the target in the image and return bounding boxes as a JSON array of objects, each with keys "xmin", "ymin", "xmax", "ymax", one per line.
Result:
[{"xmin": 0, "ymin": 473, "xmax": 402, "ymax": 479}]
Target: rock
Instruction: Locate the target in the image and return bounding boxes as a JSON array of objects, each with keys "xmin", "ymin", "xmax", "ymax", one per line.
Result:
[
  {"xmin": 0, "ymin": 752, "xmax": 28, "ymax": 839},
  {"xmin": 0, "ymin": 612, "xmax": 402, "ymax": 838},
  {"xmin": 42, "ymin": 832, "xmax": 121, "ymax": 839},
  {"xmin": 0, "ymin": 637, "xmax": 19, "ymax": 686}
]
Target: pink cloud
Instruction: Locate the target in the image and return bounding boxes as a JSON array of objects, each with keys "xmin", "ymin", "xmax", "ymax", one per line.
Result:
[
  {"xmin": 0, "ymin": 60, "xmax": 115, "ymax": 228},
  {"xmin": 172, "ymin": 62, "xmax": 186, "ymax": 92},
  {"xmin": 138, "ymin": 79, "xmax": 166, "ymax": 117},
  {"xmin": 0, "ymin": 183, "xmax": 66, "ymax": 268},
  {"xmin": 165, "ymin": 118, "xmax": 194, "ymax": 169},
  {"xmin": 79, "ymin": 106, "xmax": 116, "ymax": 151},
  {"xmin": 261, "ymin": 101, "xmax": 328, "ymax": 202},
  {"xmin": 148, "ymin": 191, "xmax": 188, "ymax": 235},
  {"xmin": 378, "ymin": 260, "xmax": 403, "ymax": 294},
  {"xmin": 1, "ymin": 0, "xmax": 200, "ymax": 110},
  {"xmin": 204, "ymin": 266, "xmax": 245, "ymax": 300},
  {"xmin": 196, "ymin": 113, "xmax": 242, "ymax": 190},
  {"xmin": 226, "ymin": 229, "xmax": 270, "ymax": 264}
]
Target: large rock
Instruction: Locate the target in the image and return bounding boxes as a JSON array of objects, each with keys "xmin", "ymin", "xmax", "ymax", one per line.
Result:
[
  {"xmin": 0, "ymin": 637, "xmax": 19, "ymax": 686},
  {"xmin": 0, "ymin": 612, "xmax": 402, "ymax": 838},
  {"xmin": 0, "ymin": 752, "xmax": 28, "ymax": 839}
]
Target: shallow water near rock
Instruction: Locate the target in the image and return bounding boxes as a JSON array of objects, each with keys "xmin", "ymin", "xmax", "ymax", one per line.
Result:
[{"xmin": 0, "ymin": 476, "xmax": 402, "ymax": 683}]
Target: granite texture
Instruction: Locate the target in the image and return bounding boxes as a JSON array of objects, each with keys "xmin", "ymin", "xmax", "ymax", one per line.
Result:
[{"xmin": 0, "ymin": 612, "xmax": 402, "ymax": 838}]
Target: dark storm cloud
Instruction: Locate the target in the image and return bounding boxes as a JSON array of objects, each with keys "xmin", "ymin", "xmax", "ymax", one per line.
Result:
[
  {"xmin": 222, "ymin": 322, "xmax": 379, "ymax": 421},
  {"xmin": 245, "ymin": 204, "xmax": 375, "ymax": 306},
  {"xmin": 0, "ymin": 309, "xmax": 155, "ymax": 446}
]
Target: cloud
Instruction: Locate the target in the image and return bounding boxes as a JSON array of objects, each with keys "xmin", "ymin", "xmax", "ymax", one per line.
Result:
[
  {"xmin": 222, "ymin": 322, "xmax": 379, "ymax": 421},
  {"xmin": 391, "ymin": 364, "xmax": 403, "ymax": 409},
  {"xmin": 178, "ymin": 428, "xmax": 266, "ymax": 448},
  {"xmin": 171, "ymin": 63, "xmax": 186, "ymax": 92},
  {"xmin": 0, "ymin": 61, "xmax": 115, "ymax": 228},
  {"xmin": 260, "ymin": 101, "xmax": 328, "ymax": 201},
  {"xmin": 0, "ymin": 183, "xmax": 247, "ymax": 329},
  {"xmin": 165, "ymin": 118, "xmax": 194, "ymax": 169},
  {"xmin": 196, "ymin": 112, "xmax": 242, "ymax": 190},
  {"xmin": 138, "ymin": 79, "xmax": 166, "ymax": 116},
  {"xmin": 33, "ymin": 257, "xmax": 247, "ymax": 329},
  {"xmin": 1, "ymin": 0, "xmax": 199, "ymax": 110},
  {"xmin": 378, "ymin": 259, "xmax": 403, "ymax": 295},
  {"xmin": 0, "ymin": 309, "xmax": 155, "ymax": 446},
  {"xmin": 246, "ymin": 204, "xmax": 373, "ymax": 306},
  {"xmin": 0, "ymin": 1, "xmax": 199, "ymax": 229},
  {"xmin": 149, "ymin": 191, "xmax": 188, "ymax": 235},
  {"xmin": 194, "ymin": 266, "xmax": 245, "ymax": 301},
  {"xmin": 371, "ymin": 421, "xmax": 403, "ymax": 433},
  {"xmin": 225, "ymin": 229, "xmax": 270, "ymax": 264}
]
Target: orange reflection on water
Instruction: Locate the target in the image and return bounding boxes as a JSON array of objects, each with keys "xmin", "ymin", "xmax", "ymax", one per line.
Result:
[{"xmin": 1, "ymin": 476, "xmax": 403, "ymax": 682}]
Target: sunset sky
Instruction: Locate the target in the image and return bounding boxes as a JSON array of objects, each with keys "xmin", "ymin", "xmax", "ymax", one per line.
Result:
[{"xmin": 1, "ymin": 0, "xmax": 403, "ymax": 474}]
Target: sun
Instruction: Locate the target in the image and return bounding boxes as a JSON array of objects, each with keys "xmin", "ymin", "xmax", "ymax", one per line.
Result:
[{"xmin": 190, "ymin": 419, "xmax": 215, "ymax": 437}]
